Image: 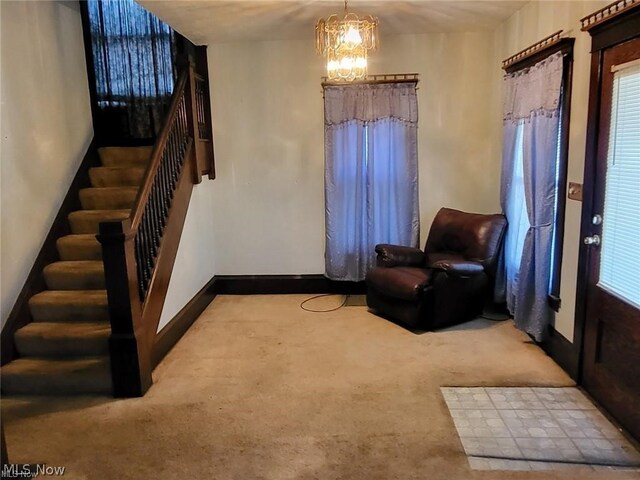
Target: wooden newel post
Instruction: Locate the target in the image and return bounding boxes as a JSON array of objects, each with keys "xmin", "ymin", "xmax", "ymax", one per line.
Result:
[
  {"xmin": 98, "ymin": 219, "xmax": 152, "ymax": 397},
  {"xmin": 194, "ymin": 46, "xmax": 216, "ymax": 180},
  {"xmin": 183, "ymin": 62, "xmax": 203, "ymax": 185}
]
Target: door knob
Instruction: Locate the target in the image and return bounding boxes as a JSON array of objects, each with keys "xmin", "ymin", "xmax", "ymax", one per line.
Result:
[
  {"xmin": 592, "ymin": 214, "xmax": 603, "ymax": 225},
  {"xmin": 584, "ymin": 235, "xmax": 601, "ymax": 246}
]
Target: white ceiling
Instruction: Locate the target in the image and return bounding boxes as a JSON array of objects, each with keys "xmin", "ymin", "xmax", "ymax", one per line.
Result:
[{"xmin": 138, "ymin": 1, "xmax": 529, "ymax": 45}]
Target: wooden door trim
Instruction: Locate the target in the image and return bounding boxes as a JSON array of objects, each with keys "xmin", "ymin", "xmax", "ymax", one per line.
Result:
[
  {"xmin": 574, "ymin": 51, "xmax": 604, "ymax": 382},
  {"xmin": 574, "ymin": 4, "xmax": 640, "ymax": 384},
  {"xmin": 575, "ymin": 5, "xmax": 640, "ymax": 440}
]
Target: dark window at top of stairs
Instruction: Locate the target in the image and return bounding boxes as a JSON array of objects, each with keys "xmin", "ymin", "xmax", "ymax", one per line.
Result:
[{"xmin": 84, "ymin": 0, "xmax": 176, "ymax": 144}]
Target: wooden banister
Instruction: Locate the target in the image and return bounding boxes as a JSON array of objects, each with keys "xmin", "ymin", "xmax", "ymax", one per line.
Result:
[
  {"xmin": 130, "ymin": 70, "xmax": 189, "ymax": 230},
  {"xmin": 98, "ymin": 58, "xmax": 212, "ymax": 397}
]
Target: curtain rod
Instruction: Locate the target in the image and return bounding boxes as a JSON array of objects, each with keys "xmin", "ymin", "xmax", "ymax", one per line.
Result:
[
  {"xmin": 322, "ymin": 73, "xmax": 419, "ymax": 87},
  {"xmin": 502, "ymin": 31, "xmax": 564, "ymax": 71},
  {"xmin": 581, "ymin": 0, "xmax": 638, "ymax": 31}
]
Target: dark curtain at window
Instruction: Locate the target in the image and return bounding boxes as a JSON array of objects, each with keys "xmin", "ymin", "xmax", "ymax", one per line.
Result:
[{"xmin": 87, "ymin": 0, "xmax": 176, "ymax": 141}]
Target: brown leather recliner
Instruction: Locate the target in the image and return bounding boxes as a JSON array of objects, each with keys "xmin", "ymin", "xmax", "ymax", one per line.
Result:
[{"xmin": 366, "ymin": 208, "xmax": 507, "ymax": 330}]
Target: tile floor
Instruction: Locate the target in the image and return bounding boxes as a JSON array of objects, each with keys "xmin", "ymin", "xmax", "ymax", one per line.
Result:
[{"xmin": 441, "ymin": 387, "xmax": 640, "ymax": 472}]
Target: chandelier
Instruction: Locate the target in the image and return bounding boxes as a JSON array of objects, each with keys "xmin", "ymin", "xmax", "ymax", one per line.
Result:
[{"xmin": 315, "ymin": 1, "xmax": 379, "ymax": 82}]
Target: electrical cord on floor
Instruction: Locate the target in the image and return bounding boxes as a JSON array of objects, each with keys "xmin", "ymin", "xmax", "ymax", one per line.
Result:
[
  {"xmin": 480, "ymin": 308, "xmax": 512, "ymax": 321},
  {"xmin": 478, "ymin": 302, "xmax": 512, "ymax": 321},
  {"xmin": 300, "ymin": 294, "xmax": 348, "ymax": 313},
  {"xmin": 480, "ymin": 313, "xmax": 512, "ymax": 321}
]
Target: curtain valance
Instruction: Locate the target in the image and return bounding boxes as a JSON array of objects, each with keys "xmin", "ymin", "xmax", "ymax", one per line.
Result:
[
  {"xmin": 503, "ymin": 52, "xmax": 564, "ymax": 122},
  {"xmin": 324, "ymin": 83, "xmax": 418, "ymax": 125}
]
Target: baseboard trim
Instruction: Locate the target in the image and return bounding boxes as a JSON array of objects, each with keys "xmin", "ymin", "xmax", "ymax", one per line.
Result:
[
  {"xmin": 214, "ymin": 274, "xmax": 367, "ymax": 295},
  {"xmin": 152, "ymin": 277, "xmax": 218, "ymax": 368},
  {"xmin": 540, "ymin": 326, "xmax": 579, "ymax": 381}
]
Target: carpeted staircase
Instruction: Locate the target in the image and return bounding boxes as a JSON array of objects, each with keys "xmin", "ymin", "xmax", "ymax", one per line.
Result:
[{"xmin": 1, "ymin": 146, "xmax": 152, "ymax": 396}]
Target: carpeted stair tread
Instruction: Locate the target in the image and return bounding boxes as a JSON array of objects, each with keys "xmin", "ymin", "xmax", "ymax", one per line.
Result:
[
  {"xmin": 43, "ymin": 261, "xmax": 105, "ymax": 290},
  {"xmin": 29, "ymin": 290, "xmax": 109, "ymax": 323},
  {"xmin": 1, "ymin": 357, "xmax": 112, "ymax": 395},
  {"xmin": 57, "ymin": 234, "xmax": 101, "ymax": 261},
  {"xmin": 2, "ymin": 143, "xmax": 155, "ymax": 397},
  {"xmin": 14, "ymin": 322, "xmax": 110, "ymax": 357},
  {"xmin": 79, "ymin": 187, "xmax": 139, "ymax": 210},
  {"xmin": 68, "ymin": 209, "xmax": 130, "ymax": 234},
  {"xmin": 89, "ymin": 166, "xmax": 145, "ymax": 187},
  {"xmin": 99, "ymin": 146, "xmax": 153, "ymax": 167}
]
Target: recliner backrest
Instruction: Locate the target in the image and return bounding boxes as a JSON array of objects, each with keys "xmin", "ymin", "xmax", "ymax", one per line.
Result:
[{"xmin": 424, "ymin": 208, "xmax": 507, "ymax": 277}]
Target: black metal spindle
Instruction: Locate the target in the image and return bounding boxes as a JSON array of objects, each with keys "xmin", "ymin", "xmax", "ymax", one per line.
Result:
[
  {"xmin": 171, "ymin": 126, "xmax": 181, "ymax": 183},
  {"xmin": 160, "ymin": 154, "xmax": 170, "ymax": 209},
  {"xmin": 169, "ymin": 127, "xmax": 178, "ymax": 181},
  {"xmin": 142, "ymin": 215, "xmax": 153, "ymax": 293},
  {"xmin": 160, "ymin": 159, "xmax": 171, "ymax": 215},
  {"xmin": 134, "ymin": 235, "xmax": 143, "ymax": 298},
  {"xmin": 152, "ymin": 187, "xmax": 163, "ymax": 240},
  {"xmin": 147, "ymin": 201, "xmax": 158, "ymax": 256},
  {"xmin": 132, "ymin": 83, "xmax": 194, "ymax": 302}
]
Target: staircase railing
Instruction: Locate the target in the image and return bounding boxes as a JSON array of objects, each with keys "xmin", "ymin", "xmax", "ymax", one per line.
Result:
[
  {"xmin": 98, "ymin": 59, "xmax": 213, "ymax": 397},
  {"xmin": 132, "ymin": 73, "xmax": 190, "ymax": 302}
]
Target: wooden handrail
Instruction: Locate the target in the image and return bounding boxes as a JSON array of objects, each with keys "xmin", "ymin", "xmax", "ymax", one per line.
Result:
[
  {"xmin": 98, "ymin": 56, "xmax": 214, "ymax": 397},
  {"xmin": 130, "ymin": 70, "xmax": 189, "ymax": 231}
]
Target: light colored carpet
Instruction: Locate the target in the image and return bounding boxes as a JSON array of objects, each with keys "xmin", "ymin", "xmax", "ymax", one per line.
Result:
[{"xmin": 2, "ymin": 294, "xmax": 639, "ymax": 480}]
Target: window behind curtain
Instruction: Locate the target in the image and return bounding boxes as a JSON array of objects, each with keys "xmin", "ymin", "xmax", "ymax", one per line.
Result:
[
  {"xmin": 548, "ymin": 111, "xmax": 564, "ymax": 295},
  {"xmin": 86, "ymin": 0, "xmax": 176, "ymax": 142},
  {"xmin": 503, "ymin": 51, "xmax": 572, "ymax": 312},
  {"xmin": 506, "ymin": 112, "xmax": 565, "ymax": 305},
  {"xmin": 504, "ymin": 123, "xmax": 529, "ymax": 303},
  {"xmin": 505, "ymin": 106, "xmax": 568, "ymax": 308},
  {"xmin": 324, "ymin": 83, "xmax": 420, "ymax": 281}
]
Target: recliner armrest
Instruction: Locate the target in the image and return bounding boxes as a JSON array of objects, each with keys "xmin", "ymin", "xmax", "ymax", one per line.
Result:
[
  {"xmin": 429, "ymin": 258, "xmax": 484, "ymax": 277},
  {"xmin": 375, "ymin": 244, "xmax": 426, "ymax": 268}
]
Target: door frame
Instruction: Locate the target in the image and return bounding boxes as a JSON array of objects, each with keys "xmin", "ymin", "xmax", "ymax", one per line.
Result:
[{"xmin": 575, "ymin": 5, "xmax": 640, "ymax": 385}]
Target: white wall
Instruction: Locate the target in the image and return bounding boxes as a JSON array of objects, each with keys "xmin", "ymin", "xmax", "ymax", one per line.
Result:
[
  {"xmin": 208, "ymin": 38, "xmax": 325, "ymax": 275},
  {"xmin": 492, "ymin": 1, "xmax": 610, "ymax": 341},
  {"xmin": 207, "ymin": 31, "xmax": 501, "ymax": 275},
  {"xmin": 157, "ymin": 182, "xmax": 217, "ymax": 332},
  {"xmin": 0, "ymin": 1, "xmax": 93, "ymax": 327}
]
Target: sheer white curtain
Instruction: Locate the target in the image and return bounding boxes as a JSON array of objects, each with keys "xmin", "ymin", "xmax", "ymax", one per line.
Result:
[
  {"xmin": 324, "ymin": 83, "xmax": 419, "ymax": 281},
  {"xmin": 498, "ymin": 52, "xmax": 564, "ymax": 341},
  {"xmin": 502, "ymin": 123, "xmax": 530, "ymax": 309}
]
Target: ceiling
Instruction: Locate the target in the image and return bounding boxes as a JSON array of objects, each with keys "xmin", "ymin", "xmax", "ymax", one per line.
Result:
[{"xmin": 138, "ymin": 1, "xmax": 529, "ymax": 45}]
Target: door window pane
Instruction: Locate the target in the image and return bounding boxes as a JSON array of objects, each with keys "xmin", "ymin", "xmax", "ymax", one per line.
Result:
[{"xmin": 599, "ymin": 63, "xmax": 640, "ymax": 308}]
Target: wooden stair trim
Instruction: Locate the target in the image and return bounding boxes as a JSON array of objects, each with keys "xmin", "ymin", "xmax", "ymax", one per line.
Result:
[
  {"xmin": 98, "ymin": 62, "xmax": 206, "ymax": 397},
  {"xmin": 98, "ymin": 141, "xmax": 195, "ymax": 397},
  {"xmin": 97, "ymin": 54, "xmax": 214, "ymax": 396},
  {"xmin": 2, "ymin": 52, "xmax": 214, "ymax": 396},
  {"xmin": 130, "ymin": 71, "xmax": 192, "ymax": 231}
]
